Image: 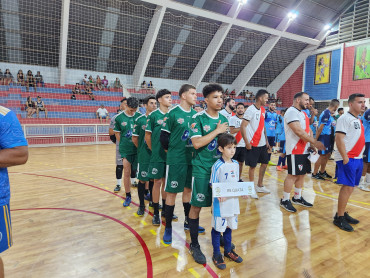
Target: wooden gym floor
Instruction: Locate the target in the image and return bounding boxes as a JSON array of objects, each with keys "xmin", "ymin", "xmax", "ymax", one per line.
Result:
[{"xmin": 4, "ymin": 144, "xmax": 370, "ymax": 277}]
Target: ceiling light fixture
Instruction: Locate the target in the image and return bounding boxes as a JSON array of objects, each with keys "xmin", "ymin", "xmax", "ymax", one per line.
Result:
[
  {"xmin": 287, "ymin": 10, "xmax": 298, "ymax": 20},
  {"xmin": 237, "ymin": 0, "xmax": 247, "ymax": 5},
  {"xmin": 324, "ymin": 24, "xmax": 332, "ymax": 31}
]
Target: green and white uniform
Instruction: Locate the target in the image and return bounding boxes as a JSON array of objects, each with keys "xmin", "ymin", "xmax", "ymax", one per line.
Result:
[
  {"xmin": 162, "ymin": 105, "xmax": 196, "ymax": 193},
  {"xmin": 146, "ymin": 108, "xmax": 167, "ymax": 179},
  {"xmin": 190, "ymin": 111, "xmax": 228, "ymax": 207},
  {"xmin": 133, "ymin": 114, "xmax": 151, "ymax": 181}
]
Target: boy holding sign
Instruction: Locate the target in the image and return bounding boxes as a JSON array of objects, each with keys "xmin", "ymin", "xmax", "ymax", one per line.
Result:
[{"xmin": 210, "ymin": 134, "xmax": 249, "ymax": 269}]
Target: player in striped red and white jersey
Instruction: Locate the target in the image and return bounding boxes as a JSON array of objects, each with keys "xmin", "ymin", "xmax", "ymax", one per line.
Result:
[
  {"xmin": 333, "ymin": 93, "xmax": 366, "ymax": 232},
  {"xmin": 280, "ymin": 92, "xmax": 325, "ymax": 213}
]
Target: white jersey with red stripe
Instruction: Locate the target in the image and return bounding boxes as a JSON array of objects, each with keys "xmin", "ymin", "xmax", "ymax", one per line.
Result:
[
  {"xmin": 243, "ymin": 104, "xmax": 266, "ymax": 147},
  {"xmin": 229, "ymin": 115, "xmax": 245, "ymax": 147},
  {"xmin": 284, "ymin": 106, "xmax": 310, "ymax": 155},
  {"xmin": 220, "ymin": 109, "xmax": 234, "ymax": 122},
  {"xmin": 334, "ymin": 112, "xmax": 365, "ymax": 161}
]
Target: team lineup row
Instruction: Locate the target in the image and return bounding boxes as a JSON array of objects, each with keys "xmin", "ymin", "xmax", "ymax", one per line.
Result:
[{"xmin": 108, "ymin": 84, "xmax": 367, "ymax": 269}]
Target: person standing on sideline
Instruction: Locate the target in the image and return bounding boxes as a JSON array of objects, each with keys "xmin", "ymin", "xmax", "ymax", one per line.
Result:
[
  {"xmin": 311, "ymin": 99, "xmax": 339, "ymax": 180},
  {"xmin": 359, "ymin": 108, "xmax": 370, "ymax": 191},
  {"xmin": 265, "ymin": 101, "xmax": 278, "ymax": 165},
  {"xmin": 0, "ymin": 106, "xmax": 28, "ymax": 278},
  {"xmin": 276, "ymin": 109, "xmax": 287, "ymax": 171},
  {"xmin": 220, "ymin": 98, "xmax": 235, "ymax": 122},
  {"xmin": 132, "ymin": 95, "xmax": 157, "ymax": 215},
  {"xmin": 280, "ymin": 92, "xmax": 325, "ymax": 213},
  {"xmin": 240, "ymin": 89, "xmax": 271, "ymax": 198},
  {"xmin": 229, "ymin": 103, "xmax": 246, "ymax": 180},
  {"xmin": 188, "ymin": 84, "xmax": 228, "ymax": 264},
  {"xmin": 333, "ymin": 93, "xmax": 366, "ymax": 231},
  {"xmin": 160, "ymin": 84, "xmax": 205, "ymax": 245}
]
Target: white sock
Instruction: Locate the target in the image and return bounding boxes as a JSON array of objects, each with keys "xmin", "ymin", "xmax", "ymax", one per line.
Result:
[
  {"xmin": 283, "ymin": 192, "xmax": 290, "ymax": 201},
  {"xmin": 366, "ymin": 173, "xmax": 370, "ymax": 183},
  {"xmin": 294, "ymin": 188, "xmax": 302, "ymax": 199},
  {"xmin": 117, "ymin": 179, "xmax": 122, "ymax": 186}
]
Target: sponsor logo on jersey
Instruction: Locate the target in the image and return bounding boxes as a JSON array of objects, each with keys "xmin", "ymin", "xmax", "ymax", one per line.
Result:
[
  {"xmin": 230, "ymin": 170, "xmax": 236, "ymax": 178},
  {"xmin": 177, "ymin": 118, "xmax": 184, "ymax": 124},
  {"xmin": 208, "ymin": 139, "xmax": 217, "ymax": 151},
  {"xmin": 141, "ymin": 171, "xmax": 148, "ymax": 177},
  {"xmin": 142, "ymin": 125, "xmax": 146, "ymax": 130},
  {"xmin": 203, "ymin": 125, "xmax": 211, "ymax": 132},
  {"xmin": 152, "ymin": 168, "xmax": 158, "ymax": 175},
  {"xmin": 196, "ymin": 193, "xmax": 205, "ymax": 202},
  {"xmin": 171, "ymin": 181, "xmax": 178, "ymax": 188},
  {"xmin": 187, "ymin": 138, "xmax": 193, "ymax": 147},
  {"xmin": 157, "ymin": 119, "xmax": 163, "ymax": 125},
  {"xmin": 122, "ymin": 122, "xmax": 127, "ymax": 126},
  {"xmin": 125, "ymin": 130, "xmax": 132, "ymax": 138},
  {"xmin": 298, "ymin": 164, "xmax": 303, "ymax": 171},
  {"xmin": 215, "ymin": 187, "xmax": 221, "ymax": 196},
  {"xmin": 268, "ymin": 121, "xmax": 275, "ymax": 126},
  {"xmin": 190, "ymin": 123, "xmax": 198, "ymax": 133},
  {"xmin": 181, "ymin": 130, "xmax": 189, "ymax": 141},
  {"xmin": 256, "ymin": 113, "xmax": 259, "ymax": 120}
]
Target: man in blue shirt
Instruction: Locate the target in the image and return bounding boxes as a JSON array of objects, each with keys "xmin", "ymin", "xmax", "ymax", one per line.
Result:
[
  {"xmin": 0, "ymin": 106, "xmax": 28, "ymax": 276},
  {"xmin": 312, "ymin": 99, "xmax": 339, "ymax": 180},
  {"xmin": 265, "ymin": 102, "xmax": 278, "ymax": 165},
  {"xmin": 359, "ymin": 108, "xmax": 370, "ymax": 191}
]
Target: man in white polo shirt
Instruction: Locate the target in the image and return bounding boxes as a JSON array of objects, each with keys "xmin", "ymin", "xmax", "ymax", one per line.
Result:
[{"xmin": 96, "ymin": 104, "xmax": 109, "ymax": 123}]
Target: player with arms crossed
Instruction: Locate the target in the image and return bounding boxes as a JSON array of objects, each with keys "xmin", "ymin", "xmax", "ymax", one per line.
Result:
[
  {"xmin": 188, "ymin": 84, "xmax": 228, "ymax": 264},
  {"xmin": 280, "ymin": 92, "xmax": 325, "ymax": 212},
  {"xmin": 333, "ymin": 93, "xmax": 366, "ymax": 231}
]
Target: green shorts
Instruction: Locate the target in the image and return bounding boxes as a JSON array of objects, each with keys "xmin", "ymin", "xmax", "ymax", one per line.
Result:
[
  {"xmin": 122, "ymin": 154, "xmax": 137, "ymax": 173},
  {"xmin": 137, "ymin": 163, "xmax": 150, "ymax": 182},
  {"xmin": 165, "ymin": 164, "xmax": 192, "ymax": 193},
  {"xmin": 190, "ymin": 176, "xmax": 212, "ymax": 207},
  {"xmin": 148, "ymin": 162, "xmax": 166, "ymax": 180}
]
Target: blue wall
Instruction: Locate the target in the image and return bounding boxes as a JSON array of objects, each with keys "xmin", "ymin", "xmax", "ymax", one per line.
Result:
[{"xmin": 304, "ymin": 48, "xmax": 341, "ymax": 100}]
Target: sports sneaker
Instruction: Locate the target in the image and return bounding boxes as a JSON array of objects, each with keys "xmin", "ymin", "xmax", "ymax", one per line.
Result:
[
  {"xmin": 131, "ymin": 178, "xmax": 138, "ymax": 187},
  {"xmin": 292, "ymin": 196, "xmax": 313, "ymax": 208},
  {"xmin": 123, "ymin": 196, "xmax": 131, "ymax": 207},
  {"xmin": 137, "ymin": 206, "xmax": 145, "ymax": 216},
  {"xmin": 144, "ymin": 192, "xmax": 151, "ymax": 201},
  {"xmin": 152, "ymin": 214, "xmax": 160, "ymax": 226},
  {"xmin": 149, "ymin": 201, "xmax": 153, "ymax": 208},
  {"xmin": 189, "ymin": 243, "xmax": 206, "ymax": 264},
  {"xmin": 212, "ymin": 254, "xmax": 226, "ymax": 270},
  {"xmin": 184, "ymin": 221, "xmax": 206, "ymax": 234},
  {"xmin": 251, "ymin": 192, "xmax": 259, "ymax": 199},
  {"xmin": 276, "ymin": 166, "xmax": 283, "ymax": 171},
  {"xmin": 344, "ymin": 212, "xmax": 360, "ymax": 224},
  {"xmin": 312, "ymin": 173, "xmax": 325, "ymax": 180},
  {"xmin": 224, "ymin": 250, "xmax": 243, "ymax": 263},
  {"xmin": 256, "ymin": 186, "xmax": 270, "ymax": 193},
  {"xmin": 282, "ymin": 165, "xmax": 288, "ymax": 169},
  {"xmin": 163, "ymin": 227, "xmax": 172, "ymax": 244},
  {"xmin": 359, "ymin": 183, "xmax": 370, "ymax": 192},
  {"xmin": 220, "ymin": 235, "xmax": 235, "ymax": 250},
  {"xmin": 268, "ymin": 161, "xmax": 277, "ymax": 166},
  {"xmin": 280, "ymin": 199, "xmax": 297, "ymax": 212},
  {"xmin": 161, "ymin": 211, "xmax": 178, "ymax": 221},
  {"xmin": 320, "ymin": 171, "xmax": 332, "ymax": 179},
  {"xmin": 333, "ymin": 215, "xmax": 354, "ymax": 232},
  {"xmin": 114, "ymin": 185, "xmax": 121, "ymax": 193}
]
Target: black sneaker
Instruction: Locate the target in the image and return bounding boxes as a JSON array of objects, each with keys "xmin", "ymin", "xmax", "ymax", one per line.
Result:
[
  {"xmin": 280, "ymin": 199, "xmax": 297, "ymax": 212},
  {"xmin": 212, "ymin": 254, "xmax": 226, "ymax": 270},
  {"xmin": 137, "ymin": 206, "xmax": 145, "ymax": 216},
  {"xmin": 292, "ymin": 196, "xmax": 313, "ymax": 208},
  {"xmin": 113, "ymin": 185, "xmax": 121, "ymax": 193},
  {"xmin": 152, "ymin": 214, "xmax": 161, "ymax": 226},
  {"xmin": 161, "ymin": 211, "xmax": 178, "ymax": 221},
  {"xmin": 344, "ymin": 212, "xmax": 360, "ymax": 224},
  {"xmin": 189, "ymin": 243, "xmax": 206, "ymax": 264},
  {"xmin": 224, "ymin": 250, "xmax": 243, "ymax": 263},
  {"xmin": 312, "ymin": 173, "xmax": 325, "ymax": 180},
  {"xmin": 320, "ymin": 171, "xmax": 332, "ymax": 179},
  {"xmin": 149, "ymin": 201, "xmax": 153, "ymax": 208},
  {"xmin": 220, "ymin": 235, "xmax": 235, "ymax": 250},
  {"xmin": 333, "ymin": 215, "xmax": 354, "ymax": 232}
]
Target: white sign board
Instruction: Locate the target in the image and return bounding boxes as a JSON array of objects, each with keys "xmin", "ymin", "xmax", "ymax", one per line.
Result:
[{"xmin": 212, "ymin": 182, "xmax": 256, "ymax": 198}]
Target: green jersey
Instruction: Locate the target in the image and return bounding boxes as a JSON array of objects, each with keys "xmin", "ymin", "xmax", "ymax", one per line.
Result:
[
  {"xmin": 145, "ymin": 108, "xmax": 167, "ymax": 163},
  {"xmin": 133, "ymin": 114, "xmax": 151, "ymax": 163},
  {"xmin": 190, "ymin": 110, "xmax": 228, "ymax": 178},
  {"xmin": 162, "ymin": 105, "xmax": 196, "ymax": 165},
  {"xmin": 114, "ymin": 111, "xmax": 141, "ymax": 156}
]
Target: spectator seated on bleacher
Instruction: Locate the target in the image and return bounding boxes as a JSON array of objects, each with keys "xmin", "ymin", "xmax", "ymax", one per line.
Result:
[
  {"xmin": 35, "ymin": 71, "xmax": 45, "ymax": 87},
  {"xmin": 88, "ymin": 75, "xmax": 95, "ymax": 89},
  {"xmin": 26, "ymin": 70, "xmax": 37, "ymax": 92},
  {"xmin": 72, "ymin": 83, "xmax": 82, "ymax": 95},
  {"xmin": 113, "ymin": 77, "xmax": 122, "ymax": 89},
  {"xmin": 81, "ymin": 74, "xmax": 88, "ymax": 85},
  {"xmin": 25, "ymin": 96, "xmax": 36, "ymax": 118},
  {"xmin": 3, "ymin": 69, "xmax": 13, "ymax": 85},
  {"xmin": 96, "ymin": 104, "xmax": 109, "ymax": 123},
  {"xmin": 17, "ymin": 70, "xmax": 25, "ymax": 86},
  {"xmin": 141, "ymin": 80, "xmax": 147, "ymax": 88},
  {"xmin": 85, "ymin": 86, "xmax": 95, "ymax": 100},
  {"xmin": 96, "ymin": 75, "xmax": 103, "ymax": 90},
  {"xmin": 148, "ymin": 81, "xmax": 153, "ymax": 88},
  {"xmin": 36, "ymin": 96, "xmax": 48, "ymax": 118},
  {"xmin": 102, "ymin": 76, "xmax": 109, "ymax": 89}
]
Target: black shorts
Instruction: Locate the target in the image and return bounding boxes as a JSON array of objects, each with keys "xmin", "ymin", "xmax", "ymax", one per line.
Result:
[
  {"xmin": 287, "ymin": 154, "xmax": 310, "ymax": 175},
  {"xmin": 233, "ymin": 147, "xmax": 246, "ymax": 163},
  {"xmin": 267, "ymin": 136, "xmax": 276, "ymax": 147},
  {"xmin": 245, "ymin": 145, "xmax": 269, "ymax": 167}
]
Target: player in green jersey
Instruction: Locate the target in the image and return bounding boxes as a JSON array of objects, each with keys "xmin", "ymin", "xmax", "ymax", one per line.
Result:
[
  {"xmin": 188, "ymin": 84, "xmax": 229, "ymax": 264},
  {"xmin": 145, "ymin": 89, "xmax": 172, "ymax": 225},
  {"xmin": 114, "ymin": 97, "xmax": 141, "ymax": 207},
  {"xmin": 160, "ymin": 84, "xmax": 205, "ymax": 244},
  {"xmin": 132, "ymin": 95, "xmax": 157, "ymax": 216}
]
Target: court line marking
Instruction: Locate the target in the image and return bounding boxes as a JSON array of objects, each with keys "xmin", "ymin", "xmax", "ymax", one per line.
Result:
[
  {"xmin": 11, "ymin": 207, "xmax": 153, "ymax": 278},
  {"xmin": 11, "ymin": 172, "xmax": 219, "ymax": 278}
]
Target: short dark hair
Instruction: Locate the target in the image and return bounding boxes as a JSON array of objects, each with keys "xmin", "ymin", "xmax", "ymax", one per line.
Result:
[
  {"xmin": 203, "ymin": 83, "xmax": 223, "ymax": 98},
  {"xmin": 329, "ymin": 99, "xmax": 340, "ymax": 107},
  {"xmin": 126, "ymin": 97, "xmax": 139, "ymax": 108},
  {"xmin": 179, "ymin": 84, "xmax": 196, "ymax": 97},
  {"xmin": 348, "ymin": 93, "xmax": 365, "ymax": 103},
  {"xmin": 236, "ymin": 102, "xmax": 245, "ymax": 108},
  {"xmin": 217, "ymin": 133, "xmax": 237, "ymax": 148},
  {"xmin": 225, "ymin": 98, "xmax": 234, "ymax": 105},
  {"xmin": 293, "ymin": 92, "xmax": 309, "ymax": 100},
  {"xmin": 281, "ymin": 109, "xmax": 286, "ymax": 113},
  {"xmin": 143, "ymin": 95, "xmax": 156, "ymax": 105},
  {"xmin": 120, "ymin": 97, "xmax": 127, "ymax": 103},
  {"xmin": 338, "ymin": 108, "xmax": 344, "ymax": 113},
  {"xmin": 309, "ymin": 96, "xmax": 315, "ymax": 102},
  {"xmin": 255, "ymin": 89, "xmax": 268, "ymax": 100},
  {"xmin": 156, "ymin": 89, "xmax": 171, "ymax": 101}
]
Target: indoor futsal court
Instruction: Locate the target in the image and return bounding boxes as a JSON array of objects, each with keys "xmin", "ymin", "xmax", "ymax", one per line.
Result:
[{"xmin": 1, "ymin": 0, "xmax": 370, "ymax": 277}]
